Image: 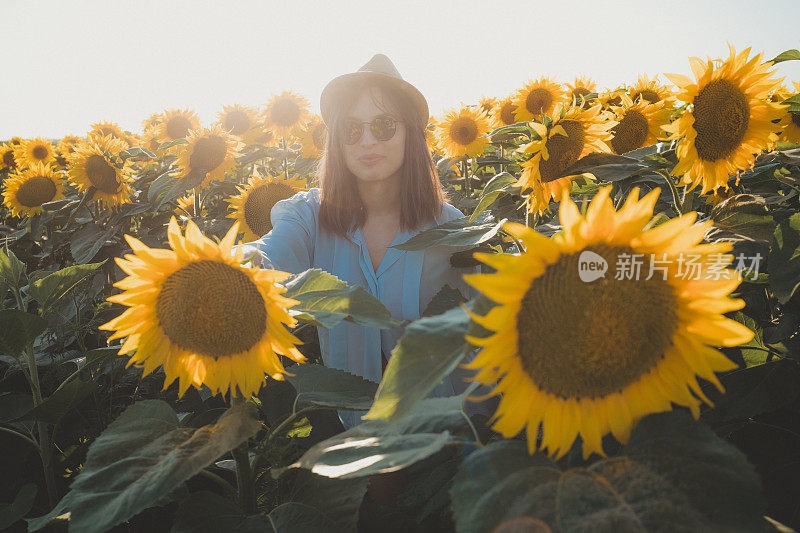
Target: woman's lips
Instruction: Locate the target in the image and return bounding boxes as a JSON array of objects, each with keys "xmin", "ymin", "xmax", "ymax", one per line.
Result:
[{"xmin": 358, "ymin": 155, "xmax": 384, "ymax": 164}]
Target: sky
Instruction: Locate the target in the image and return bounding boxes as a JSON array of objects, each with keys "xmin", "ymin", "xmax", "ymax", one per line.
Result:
[{"xmin": 1, "ymin": 0, "xmax": 799, "ymax": 139}]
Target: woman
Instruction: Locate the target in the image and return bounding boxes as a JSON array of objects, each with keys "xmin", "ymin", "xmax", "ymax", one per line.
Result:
[{"xmin": 245, "ymin": 54, "xmax": 483, "ymax": 430}]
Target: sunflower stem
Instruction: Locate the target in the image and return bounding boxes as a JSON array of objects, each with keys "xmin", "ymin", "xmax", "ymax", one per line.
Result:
[
  {"xmin": 231, "ymin": 395, "xmax": 256, "ymax": 514},
  {"xmin": 656, "ymin": 170, "xmax": 683, "ymax": 216},
  {"xmin": 192, "ymin": 188, "xmax": 202, "ymax": 229},
  {"xmin": 281, "ymin": 136, "xmax": 289, "ymax": 180},
  {"xmin": 462, "ymin": 158, "xmax": 472, "ymax": 197},
  {"xmin": 23, "ymin": 342, "xmax": 57, "ymax": 506}
]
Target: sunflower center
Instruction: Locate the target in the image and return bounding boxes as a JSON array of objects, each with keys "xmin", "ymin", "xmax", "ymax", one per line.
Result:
[
  {"xmin": 2, "ymin": 150, "xmax": 15, "ymax": 167},
  {"xmin": 85, "ymin": 154, "xmax": 120, "ymax": 193},
  {"xmin": 450, "ymin": 117, "xmax": 479, "ymax": 146},
  {"xmin": 224, "ymin": 111, "xmax": 251, "ymax": 135},
  {"xmin": 271, "ymin": 100, "xmax": 301, "ymax": 128},
  {"xmin": 539, "ymin": 120, "xmax": 585, "ymax": 182},
  {"xmin": 166, "ymin": 116, "xmax": 193, "ymax": 140},
  {"xmin": 633, "ymin": 89, "xmax": 660, "ymax": 104},
  {"xmin": 525, "ymin": 89, "xmax": 553, "ymax": 116},
  {"xmin": 32, "ymin": 145, "xmax": 49, "ymax": 160},
  {"xmin": 312, "ymin": 123, "xmax": 326, "ymax": 150},
  {"xmin": 243, "ymin": 183, "xmax": 296, "ymax": 237},
  {"xmin": 500, "ymin": 102, "xmax": 516, "ymax": 125},
  {"xmin": 610, "ymin": 110, "xmax": 650, "ymax": 154},
  {"xmin": 692, "ymin": 79, "xmax": 750, "ymax": 161},
  {"xmin": 791, "ymin": 113, "xmax": 800, "ymax": 128},
  {"xmin": 16, "ymin": 176, "xmax": 56, "ymax": 207},
  {"xmin": 156, "ymin": 260, "xmax": 267, "ymax": 358},
  {"xmin": 606, "ymin": 95, "xmax": 622, "ymax": 107},
  {"xmin": 189, "ymin": 136, "xmax": 227, "ymax": 171},
  {"xmin": 516, "ymin": 244, "xmax": 678, "ymax": 399}
]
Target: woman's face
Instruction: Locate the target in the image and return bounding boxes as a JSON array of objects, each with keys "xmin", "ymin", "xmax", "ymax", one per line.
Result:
[{"xmin": 342, "ymin": 86, "xmax": 406, "ymax": 186}]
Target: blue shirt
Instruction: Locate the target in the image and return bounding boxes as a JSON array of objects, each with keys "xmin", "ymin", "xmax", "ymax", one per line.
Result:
[{"xmin": 239, "ymin": 188, "xmax": 482, "ymax": 428}]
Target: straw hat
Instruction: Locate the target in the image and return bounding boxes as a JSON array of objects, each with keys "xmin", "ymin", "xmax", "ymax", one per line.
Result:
[{"xmin": 319, "ymin": 53, "xmax": 429, "ymax": 128}]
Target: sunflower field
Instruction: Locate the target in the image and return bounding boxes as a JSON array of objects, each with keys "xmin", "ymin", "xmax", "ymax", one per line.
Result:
[{"xmin": 2, "ymin": 46, "xmax": 800, "ymax": 532}]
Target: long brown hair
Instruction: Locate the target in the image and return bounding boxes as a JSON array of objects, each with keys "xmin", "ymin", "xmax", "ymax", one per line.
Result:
[{"xmin": 317, "ymin": 77, "xmax": 445, "ymax": 239}]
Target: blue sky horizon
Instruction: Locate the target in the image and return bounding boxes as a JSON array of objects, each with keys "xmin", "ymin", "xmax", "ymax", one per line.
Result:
[{"xmin": 1, "ymin": 0, "xmax": 799, "ymax": 139}]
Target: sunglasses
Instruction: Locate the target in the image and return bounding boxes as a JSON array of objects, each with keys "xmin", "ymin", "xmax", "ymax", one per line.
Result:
[{"xmin": 341, "ymin": 114, "xmax": 402, "ymax": 145}]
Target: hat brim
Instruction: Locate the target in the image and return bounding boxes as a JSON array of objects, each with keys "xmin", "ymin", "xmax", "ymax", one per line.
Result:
[{"xmin": 320, "ymin": 71, "xmax": 429, "ymax": 128}]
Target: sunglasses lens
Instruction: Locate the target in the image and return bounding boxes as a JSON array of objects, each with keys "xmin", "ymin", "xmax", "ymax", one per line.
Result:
[
  {"xmin": 344, "ymin": 121, "xmax": 362, "ymax": 145},
  {"xmin": 372, "ymin": 116, "xmax": 396, "ymax": 141}
]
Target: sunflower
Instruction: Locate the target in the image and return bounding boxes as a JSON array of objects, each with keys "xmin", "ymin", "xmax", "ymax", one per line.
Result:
[
  {"xmin": 175, "ymin": 125, "xmax": 241, "ymax": 187},
  {"xmin": 14, "ymin": 137, "xmax": 56, "ymax": 168},
  {"xmin": 155, "ymin": 108, "xmax": 201, "ymax": 144},
  {"xmin": 141, "ymin": 112, "xmax": 163, "ymax": 132},
  {"xmin": 263, "ymin": 91, "xmax": 310, "ymax": 138},
  {"xmin": 295, "ymin": 116, "xmax": 327, "ymax": 159},
  {"xmin": 216, "ymin": 104, "xmax": 262, "ymax": 145},
  {"xmin": 139, "ymin": 126, "xmax": 163, "ymax": 154},
  {"xmin": 777, "ymin": 81, "xmax": 800, "ymax": 144},
  {"xmin": 490, "ymin": 96, "xmax": 518, "ymax": 130},
  {"xmin": 0, "ymin": 143, "xmax": 16, "ymax": 170},
  {"xmin": 56, "ymin": 135, "xmax": 83, "ymax": 158},
  {"xmin": 512, "ymin": 78, "xmax": 565, "ymax": 122},
  {"xmin": 2, "ymin": 162, "xmax": 66, "ymax": 217},
  {"xmin": 89, "ymin": 121, "xmax": 133, "ymax": 147},
  {"xmin": 478, "ymin": 96, "xmax": 497, "ymax": 115},
  {"xmin": 9, "ymin": 137, "xmax": 22, "ymax": 146},
  {"xmin": 174, "ymin": 194, "xmax": 203, "ymax": 217},
  {"xmin": 67, "ymin": 134, "xmax": 134, "ymax": 207},
  {"xmin": 608, "ymin": 95, "xmax": 672, "ymax": 154},
  {"xmin": 227, "ymin": 172, "xmax": 306, "ymax": 241},
  {"xmin": 597, "ymin": 88, "xmax": 626, "ymax": 109},
  {"xmin": 566, "ymin": 76, "xmax": 598, "ymax": 108},
  {"xmin": 434, "ymin": 106, "xmax": 492, "ymax": 159},
  {"xmin": 99, "ymin": 217, "xmax": 306, "ymax": 397},
  {"xmin": 251, "ymin": 123, "xmax": 277, "ymax": 147},
  {"xmin": 463, "ymin": 185, "xmax": 752, "ymax": 459},
  {"xmin": 516, "ymin": 104, "xmax": 616, "ymax": 214},
  {"xmin": 629, "ymin": 74, "xmax": 675, "ymax": 107},
  {"xmin": 663, "ymin": 46, "xmax": 785, "ymax": 195}
]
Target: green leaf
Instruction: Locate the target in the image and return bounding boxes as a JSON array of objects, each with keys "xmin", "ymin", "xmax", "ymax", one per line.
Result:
[
  {"xmin": 364, "ymin": 304, "xmax": 472, "ymax": 422},
  {"xmin": 702, "ymin": 359, "xmax": 800, "ymax": 424},
  {"xmin": 29, "ymin": 261, "xmax": 105, "ymax": 314},
  {"xmin": 70, "ymin": 223, "xmax": 115, "ymax": 264},
  {"xmin": 172, "ymin": 491, "xmax": 337, "ymax": 533},
  {"xmin": 283, "ymin": 269, "xmax": 399, "ymax": 329},
  {"xmin": 28, "ymin": 400, "xmax": 261, "ymax": 533},
  {"xmin": 0, "ymin": 393, "xmax": 34, "ymax": 422},
  {"xmin": 276, "ymin": 395, "xmax": 467, "ymax": 480},
  {"xmin": 770, "ymin": 49, "xmax": 800, "ymax": 64},
  {"xmin": 730, "ymin": 311, "xmax": 768, "ymax": 367},
  {"xmin": 0, "ymin": 245, "xmax": 25, "ymax": 291},
  {"xmin": 284, "ymin": 363, "xmax": 378, "ymax": 411},
  {"xmin": 553, "ymin": 152, "xmax": 650, "ymax": 183},
  {"xmin": 469, "ymin": 172, "xmax": 517, "ymax": 222},
  {"xmin": 706, "ymin": 195, "xmax": 776, "ymax": 249},
  {"xmin": 769, "ymin": 213, "xmax": 800, "ymax": 303},
  {"xmin": 421, "ymin": 284, "xmax": 467, "ymax": 317},
  {"xmin": 782, "ymin": 94, "xmax": 800, "ymax": 114},
  {"xmin": 25, "ymin": 378, "xmax": 98, "ymax": 424},
  {"xmin": 147, "ymin": 171, "xmax": 196, "ymax": 212},
  {"xmin": 393, "ymin": 211, "xmax": 505, "ymax": 251},
  {"xmin": 450, "ymin": 412, "xmax": 766, "ymax": 533},
  {"xmin": 0, "ymin": 310, "xmax": 47, "ymax": 358},
  {"xmin": 118, "ymin": 146, "xmax": 157, "ymax": 161},
  {"xmin": 0, "ymin": 484, "xmax": 37, "ymax": 531},
  {"xmin": 289, "ymin": 471, "xmax": 370, "ymax": 532}
]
